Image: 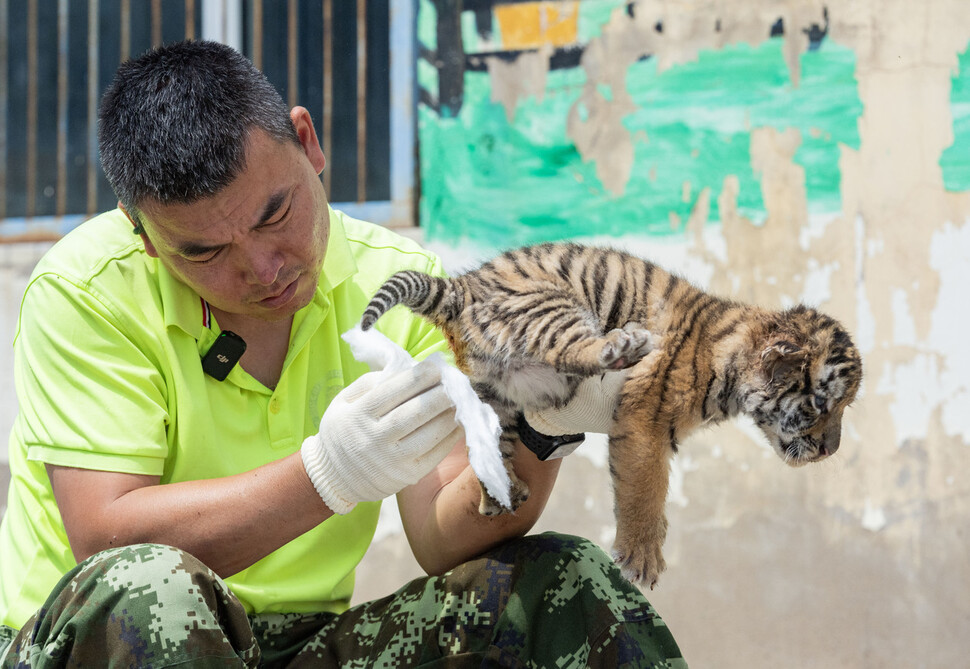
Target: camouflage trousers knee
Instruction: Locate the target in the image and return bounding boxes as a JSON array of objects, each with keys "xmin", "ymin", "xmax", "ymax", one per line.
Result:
[{"xmin": 0, "ymin": 532, "xmax": 686, "ymax": 668}]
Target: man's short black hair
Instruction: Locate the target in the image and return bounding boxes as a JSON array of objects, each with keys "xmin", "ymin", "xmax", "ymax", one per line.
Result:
[{"xmin": 98, "ymin": 39, "xmax": 300, "ymax": 217}]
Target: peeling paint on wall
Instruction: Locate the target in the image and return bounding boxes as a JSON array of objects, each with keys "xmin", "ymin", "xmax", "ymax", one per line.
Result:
[{"xmin": 418, "ymin": 0, "xmax": 860, "ymax": 245}]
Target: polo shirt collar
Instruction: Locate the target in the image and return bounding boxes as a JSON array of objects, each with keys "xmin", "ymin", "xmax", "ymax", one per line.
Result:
[
  {"xmin": 158, "ymin": 263, "xmax": 210, "ymax": 340},
  {"xmin": 317, "ymin": 205, "xmax": 356, "ymax": 297}
]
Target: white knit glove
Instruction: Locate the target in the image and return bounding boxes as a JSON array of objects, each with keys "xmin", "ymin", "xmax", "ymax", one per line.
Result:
[
  {"xmin": 524, "ymin": 370, "xmax": 629, "ymax": 436},
  {"xmin": 301, "ymin": 359, "xmax": 462, "ymax": 514}
]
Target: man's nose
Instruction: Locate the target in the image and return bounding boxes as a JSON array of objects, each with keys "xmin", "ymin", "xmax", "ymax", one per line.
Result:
[{"xmin": 243, "ymin": 247, "xmax": 284, "ymax": 286}]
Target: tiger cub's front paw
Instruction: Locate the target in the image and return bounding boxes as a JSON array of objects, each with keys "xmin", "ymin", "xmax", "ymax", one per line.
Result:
[
  {"xmin": 600, "ymin": 324, "xmax": 656, "ymax": 370},
  {"xmin": 611, "ymin": 515, "xmax": 668, "ymax": 589}
]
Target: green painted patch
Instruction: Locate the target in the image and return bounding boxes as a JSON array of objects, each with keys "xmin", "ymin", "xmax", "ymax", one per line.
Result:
[
  {"xmin": 418, "ymin": 5, "xmax": 862, "ymax": 247},
  {"xmin": 940, "ymin": 44, "xmax": 970, "ymax": 192}
]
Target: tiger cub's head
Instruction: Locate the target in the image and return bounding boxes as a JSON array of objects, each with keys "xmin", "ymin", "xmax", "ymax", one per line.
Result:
[{"xmin": 745, "ymin": 306, "xmax": 862, "ymax": 467}]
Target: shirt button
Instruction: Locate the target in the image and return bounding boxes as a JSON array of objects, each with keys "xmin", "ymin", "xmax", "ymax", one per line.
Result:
[{"xmin": 269, "ymin": 398, "xmax": 281, "ymax": 414}]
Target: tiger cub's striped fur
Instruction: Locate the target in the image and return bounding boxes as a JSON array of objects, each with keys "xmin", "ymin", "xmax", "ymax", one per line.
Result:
[{"xmin": 361, "ymin": 243, "xmax": 862, "ymax": 587}]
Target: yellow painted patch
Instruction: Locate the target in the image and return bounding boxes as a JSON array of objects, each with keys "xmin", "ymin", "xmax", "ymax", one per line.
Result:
[{"xmin": 495, "ymin": 2, "xmax": 579, "ymax": 51}]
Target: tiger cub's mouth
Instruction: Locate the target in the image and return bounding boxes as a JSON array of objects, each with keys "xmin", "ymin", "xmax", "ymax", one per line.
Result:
[{"xmin": 766, "ymin": 416, "xmax": 842, "ymax": 467}]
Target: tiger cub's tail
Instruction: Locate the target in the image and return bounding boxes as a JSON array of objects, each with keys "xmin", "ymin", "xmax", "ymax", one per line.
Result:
[{"xmin": 360, "ymin": 270, "xmax": 461, "ymax": 330}]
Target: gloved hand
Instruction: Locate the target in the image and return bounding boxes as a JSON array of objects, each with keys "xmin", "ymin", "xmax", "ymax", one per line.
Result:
[
  {"xmin": 301, "ymin": 359, "xmax": 462, "ymax": 514},
  {"xmin": 525, "ymin": 370, "xmax": 629, "ymax": 436}
]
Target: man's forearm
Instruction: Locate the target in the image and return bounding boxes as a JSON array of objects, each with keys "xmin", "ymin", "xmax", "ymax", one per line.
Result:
[
  {"xmin": 49, "ymin": 452, "xmax": 333, "ymax": 577},
  {"xmin": 399, "ymin": 442, "xmax": 562, "ymax": 576}
]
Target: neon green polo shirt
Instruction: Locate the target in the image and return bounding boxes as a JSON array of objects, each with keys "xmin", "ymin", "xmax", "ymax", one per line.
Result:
[{"xmin": 0, "ymin": 207, "xmax": 450, "ymax": 629}]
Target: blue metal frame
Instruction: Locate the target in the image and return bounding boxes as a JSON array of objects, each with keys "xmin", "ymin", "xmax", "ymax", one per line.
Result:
[{"xmin": 339, "ymin": 0, "xmax": 416, "ymax": 227}]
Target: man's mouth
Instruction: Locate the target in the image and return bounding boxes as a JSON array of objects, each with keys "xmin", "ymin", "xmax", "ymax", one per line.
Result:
[{"xmin": 259, "ymin": 277, "xmax": 299, "ymax": 308}]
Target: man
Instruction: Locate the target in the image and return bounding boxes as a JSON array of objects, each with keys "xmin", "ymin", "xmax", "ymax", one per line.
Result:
[{"xmin": 0, "ymin": 40, "xmax": 684, "ymax": 666}]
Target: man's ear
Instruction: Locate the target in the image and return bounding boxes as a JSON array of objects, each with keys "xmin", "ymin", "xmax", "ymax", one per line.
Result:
[
  {"xmin": 290, "ymin": 106, "xmax": 327, "ymax": 175},
  {"xmin": 119, "ymin": 202, "xmax": 159, "ymax": 258}
]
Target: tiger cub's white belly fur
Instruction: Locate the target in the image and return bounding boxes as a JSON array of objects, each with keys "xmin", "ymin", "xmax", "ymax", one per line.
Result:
[{"xmin": 494, "ymin": 363, "xmax": 575, "ymax": 410}]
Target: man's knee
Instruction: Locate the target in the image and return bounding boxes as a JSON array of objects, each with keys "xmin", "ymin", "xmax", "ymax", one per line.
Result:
[
  {"xmin": 442, "ymin": 533, "xmax": 685, "ymax": 667},
  {"xmin": 12, "ymin": 543, "xmax": 257, "ymax": 667},
  {"xmin": 445, "ymin": 532, "xmax": 635, "ymax": 616},
  {"xmin": 485, "ymin": 532, "xmax": 619, "ymax": 584},
  {"xmin": 79, "ymin": 542, "xmax": 212, "ymax": 580},
  {"xmin": 65, "ymin": 543, "xmax": 226, "ymax": 611}
]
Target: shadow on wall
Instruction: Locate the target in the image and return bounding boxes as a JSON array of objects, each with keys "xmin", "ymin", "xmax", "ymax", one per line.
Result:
[{"xmin": 0, "ymin": 242, "xmax": 55, "ymax": 520}]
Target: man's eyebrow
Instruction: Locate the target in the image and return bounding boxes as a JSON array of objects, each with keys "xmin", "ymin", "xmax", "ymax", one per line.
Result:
[{"xmin": 257, "ymin": 190, "xmax": 289, "ymax": 226}]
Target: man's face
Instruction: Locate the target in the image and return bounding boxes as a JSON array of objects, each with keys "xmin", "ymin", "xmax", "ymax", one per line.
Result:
[{"xmin": 134, "ymin": 113, "xmax": 330, "ymax": 323}]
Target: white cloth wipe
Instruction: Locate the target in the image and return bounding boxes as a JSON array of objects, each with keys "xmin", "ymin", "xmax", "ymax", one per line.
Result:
[{"xmin": 341, "ymin": 325, "xmax": 512, "ymax": 509}]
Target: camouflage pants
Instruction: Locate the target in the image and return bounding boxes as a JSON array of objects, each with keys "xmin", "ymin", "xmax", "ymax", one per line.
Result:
[{"xmin": 0, "ymin": 532, "xmax": 686, "ymax": 668}]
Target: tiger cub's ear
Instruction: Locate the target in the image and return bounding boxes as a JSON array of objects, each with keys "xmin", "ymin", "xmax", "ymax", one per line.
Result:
[{"xmin": 760, "ymin": 340, "xmax": 806, "ymax": 386}]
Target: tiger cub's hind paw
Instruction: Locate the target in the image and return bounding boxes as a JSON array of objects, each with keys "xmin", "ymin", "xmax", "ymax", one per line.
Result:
[
  {"xmin": 599, "ymin": 324, "xmax": 657, "ymax": 370},
  {"xmin": 477, "ymin": 480, "xmax": 529, "ymax": 517},
  {"xmin": 612, "ymin": 539, "xmax": 666, "ymax": 590},
  {"xmin": 478, "ymin": 494, "xmax": 511, "ymax": 517},
  {"xmin": 612, "ymin": 512, "xmax": 669, "ymax": 589}
]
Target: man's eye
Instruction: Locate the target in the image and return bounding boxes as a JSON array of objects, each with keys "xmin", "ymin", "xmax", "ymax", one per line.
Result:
[
  {"xmin": 185, "ymin": 250, "xmax": 221, "ymax": 264},
  {"xmin": 261, "ymin": 206, "xmax": 291, "ymax": 229}
]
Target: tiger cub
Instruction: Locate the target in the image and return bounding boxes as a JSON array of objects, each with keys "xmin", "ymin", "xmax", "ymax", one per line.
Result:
[{"xmin": 360, "ymin": 243, "xmax": 862, "ymax": 587}]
